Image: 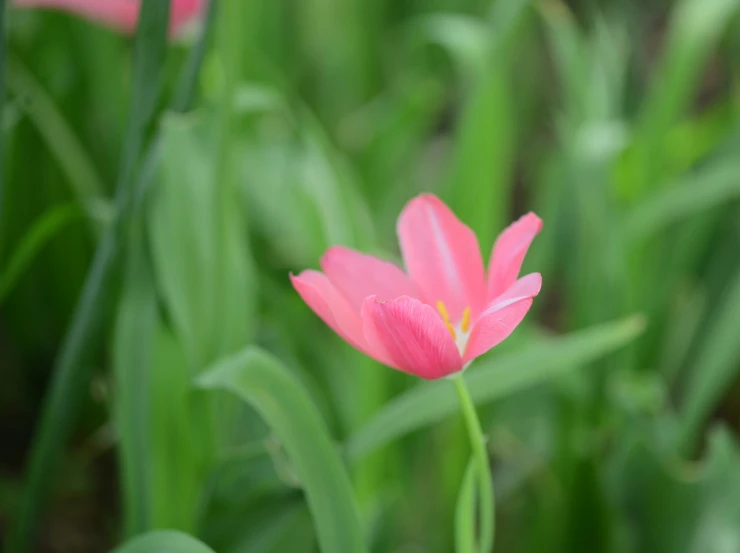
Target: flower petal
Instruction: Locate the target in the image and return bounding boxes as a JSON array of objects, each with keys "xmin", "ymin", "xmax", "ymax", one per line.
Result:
[
  {"xmin": 487, "ymin": 212, "xmax": 542, "ymax": 302},
  {"xmin": 361, "ymin": 295, "xmax": 463, "ymax": 379},
  {"xmin": 170, "ymin": 0, "xmax": 204, "ymax": 31},
  {"xmin": 397, "ymin": 194, "xmax": 486, "ymax": 322},
  {"xmin": 290, "ymin": 270, "xmax": 368, "ymax": 353},
  {"xmin": 463, "ymin": 273, "xmax": 541, "ymax": 363},
  {"xmin": 321, "ymin": 246, "xmax": 417, "ymax": 311}
]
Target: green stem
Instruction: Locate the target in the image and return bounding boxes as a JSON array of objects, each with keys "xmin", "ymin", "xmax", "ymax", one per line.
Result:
[
  {"xmin": 454, "ymin": 456, "xmax": 477, "ymax": 553},
  {"xmin": 453, "ymin": 373, "xmax": 495, "ymax": 553}
]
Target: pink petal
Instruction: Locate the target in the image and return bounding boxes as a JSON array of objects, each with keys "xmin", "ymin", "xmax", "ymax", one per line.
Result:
[
  {"xmin": 487, "ymin": 212, "xmax": 542, "ymax": 302},
  {"xmin": 290, "ymin": 270, "xmax": 369, "ymax": 355},
  {"xmin": 320, "ymin": 246, "xmax": 417, "ymax": 311},
  {"xmin": 170, "ymin": 0, "xmax": 204, "ymax": 30},
  {"xmin": 397, "ymin": 194, "xmax": 486, "ymax": 322},
  {"xmin": 14, "ymin": 0, "xmax": 204, "ymax": 34},
  {"xmin": 463, "ymin": 273, "xmax": 542, "ymax": 363},
  {"xmin": 361, "ymin": 295, "xmax": 463, "ymax": 379}
]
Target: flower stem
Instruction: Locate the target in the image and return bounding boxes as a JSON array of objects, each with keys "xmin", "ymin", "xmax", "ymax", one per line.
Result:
[{"xmin": 453, "ymin": 374, "xmax": 494, "ymax": 553}]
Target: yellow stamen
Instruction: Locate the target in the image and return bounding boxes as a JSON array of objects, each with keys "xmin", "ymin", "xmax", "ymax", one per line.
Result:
[
  {"xmin": 436, "ymin": 300, "xmax": 457, "ymax": 341},
  {"xmin": 461, "ymin": 306, "xmax": 471, "ymax": 333}
]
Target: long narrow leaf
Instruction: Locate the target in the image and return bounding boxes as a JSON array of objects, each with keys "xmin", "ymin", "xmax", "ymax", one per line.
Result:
[
  {"xmin": 7, "ymin": 57, "xmax": 105, "ymax": 225},
  {"xmin": 0, "ymin": 203, "xmax": 82, "ymax": 304},
  {"xmin": 113, "ymin": 221, "xmax": 157, "ymax": 536},
  {"xmin": 623, "ymin": 0, "xmax": 740, "ymax": 198},
  {"xmin": 197, "ymin": 346, "xmax": 368, "ymax": 553},
  {"xmin": 110, "ymin": 530, "xmax": 216, "ymax": 553},
  {"xmin": 620, "ymin": 160, "xmax": 740, "ymax": 241},
  {"xmin": 678, "ymin": 265, "xmax": 740, "ymax": 453}
]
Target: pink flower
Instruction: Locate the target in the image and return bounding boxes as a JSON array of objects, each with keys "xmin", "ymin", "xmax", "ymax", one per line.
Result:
[
  {"xmin": 13, "ymin": 0, "xmax": 205, "ymax": 35},
  {"xmin": 291, "ymin": 194, "xmax": 542, "ymax": 380}
]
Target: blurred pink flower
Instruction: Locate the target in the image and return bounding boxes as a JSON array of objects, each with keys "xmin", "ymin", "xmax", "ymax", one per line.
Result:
[
  {"xmin": 292, "ymin": 194, "xmax": 542, "ymax": 380},
  {"xmin": 14, "ymin": 0, "xmax": 205, "ymax": 35}
]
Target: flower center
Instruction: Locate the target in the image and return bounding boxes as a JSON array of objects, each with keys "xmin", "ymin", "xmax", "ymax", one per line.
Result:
[{"xmin": 437, "ymin": 301, "xmax": 471, "ymax": 355}]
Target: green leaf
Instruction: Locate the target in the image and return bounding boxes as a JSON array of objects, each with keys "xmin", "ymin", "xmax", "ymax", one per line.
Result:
[
  {"xmin": 112, "ymin": 221, "xmax": 158, "ymax": 536},
  {"xmin": 346, "ymin": 315, "xmax": 646, "ymax": 460},
  {"xmin": 149, "ymin": 113, "xmax": 255, "ymax": 369},
  {"xmin": 678, "ymin": 263, "xmax": 740, "ymax": 452},
  {"xmin": 197, "ymin": 346, "xmax": 368, "ymax": 553},
  {"xmin": 110, "ymin": 530, "xmax": 215, "ymax": 553},
  {"xmin": 607, "ymin": 426, "xmax": 740, "ymax": 553},
  {"xmin": 622, "ymin": 0, "xmax": 740, "ymax": 198},
  {"xmin": 443, "ymin": 67, "xmax": 515, "ymax": 252},
  {"xmin": 620, "ymin": 160, "xmax": 740, "ymax": 242},
  {"xmin": 413, "ymin": 15, "xmax": 489, "ymax": 83},
  {"xmin": 0, "ymin": 203, "xmax": 83, "ymax": 304},
  {"xmin": 640, "ymin": 0, "xmax": 740, "ymax": 138},
  {"xmin": 236, "ymin": 90, "xmax": 375, "ymax": 265},
  {"xmin": 149, "ymin": 327, "xmax": 206, "ymax": 531},
  {"xmin": 7, "ymin": 56, "xmax": 105, "ymax": 221}
]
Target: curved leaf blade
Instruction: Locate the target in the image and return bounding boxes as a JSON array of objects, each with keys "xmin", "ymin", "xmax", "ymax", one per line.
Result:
[
  {"xmin": 620, "ymin": 160, "xmax": 740, "ymax": 241},
  {"xmin": 0, "ymin": 203, "xmax": 82, "ymax": 304},
  {"xmin": 110, "ymin": 530, "xmax": 215, "ymax": 553},
  {"xmin": 197, "ymin": 347, "xmax": 367, "ymax": 553}
]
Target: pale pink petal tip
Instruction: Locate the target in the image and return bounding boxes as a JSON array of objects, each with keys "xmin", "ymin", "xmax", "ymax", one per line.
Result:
[
  {"xmin": 487, "ymin": 211, "xmax": 543, "ymax": 301},
  {"xmin": 397, "ymin": 193, "xmax": 486, "ymax": 321},
  {"xmin": 361, "ymin": 295, "xmax": 463, "ymax": 380}
]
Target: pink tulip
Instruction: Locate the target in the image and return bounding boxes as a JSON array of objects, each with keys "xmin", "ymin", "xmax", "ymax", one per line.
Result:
[
  {"xmin": 14, "ymin": 0, "xmax": 205, "ymax": 35},
  {"xmin": 292, "ymin": 194, "xmax": 542, "ymax": 380}
]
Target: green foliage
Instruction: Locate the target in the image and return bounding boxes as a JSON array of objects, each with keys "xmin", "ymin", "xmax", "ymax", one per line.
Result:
[
  {"xmin": 198, "ymin": 346, "xmax": 367, "ymax": 553},
  {"xmin": 110, "ymin": 530, "xmax": 216, "ymax": 553},
  {"xmin": 6, "ymin": 3, "xmax": 172, "ymax": 550}
]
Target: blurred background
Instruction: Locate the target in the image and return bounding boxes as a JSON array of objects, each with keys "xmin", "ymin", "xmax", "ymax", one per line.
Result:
[{"xmin": 2, "ymin": 0, "xmax": 740, "ymax": 552}]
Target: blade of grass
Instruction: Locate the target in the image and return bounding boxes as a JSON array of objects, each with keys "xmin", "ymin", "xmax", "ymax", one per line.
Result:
[
  {"xmin": 110, "ymin": 530, "xmax": 216, "ymax": 553},
  {"xmin": 115, "ymin": 2, "xmax": 220, "ymax": 534},
  {"xmin": 678, "ymin": 263, "xmax": 740, "ymax": 454},
  {"xmin": 622, "ymin": 0, "xmax": 740, "ymax": 198},
  {"xmin": 112, "ymin": 219, "xmax": 157, "ymax": 536},
  {"xmin": 620, "ymin": 160, "xmax": 740, "ymax": 242},
  {"xmin": 7, "ymin": 56, "xmax": 106, "ymax": 223},
  {"xmin": 443, "ymin": 68, "xmax": 515, "ymax": 252},
  {"xmin": 197, "ymin": 346, "xmax": 368, "ymax": 553},
  {"xmin": 7, "ymin": 3, "xmax": 171, "ymax": 551},
  {"xmin": 212, "ymin": 0, "xmax": 256, "ymax": 358},
  {"xmin": 346, "ymin": 315, "xmax": 646, "ymax": 461},
  {"xmin": 149, "ymin": 327, "xmax": 205, "ymax": 531},
  {"xmin": 134, "ymin": 0, "xmax": 218, "ymax": 210},
  {"xmin": 0, "ymin": 203, "xmax": 83, "ymax": 304},
  {"xmin": 171, "ymin": 0, "xmax": 217, "ymax": 113}
]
